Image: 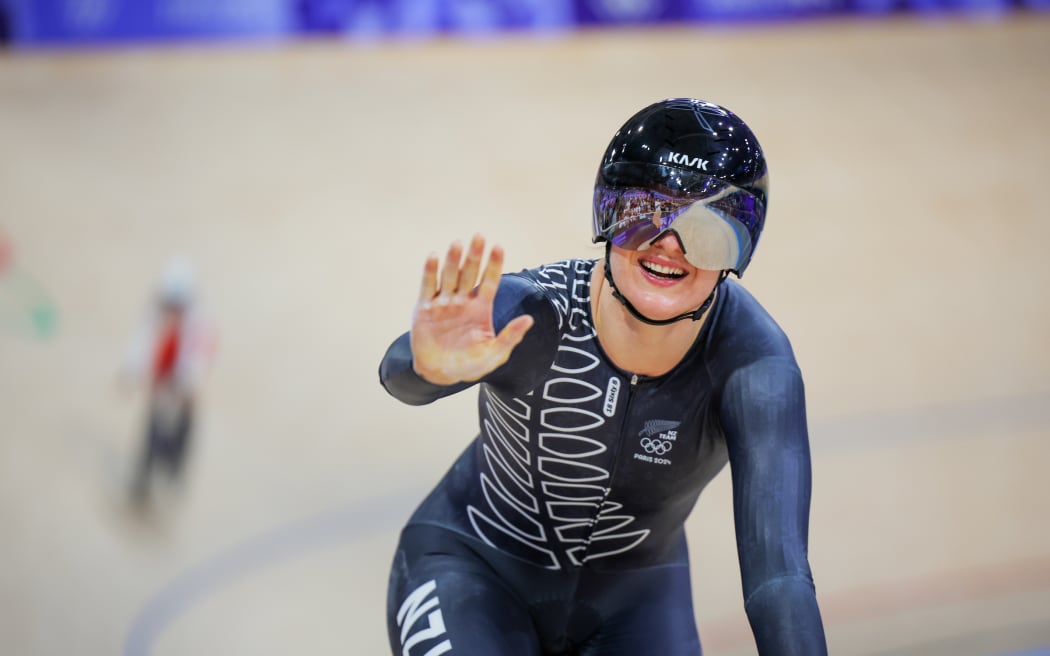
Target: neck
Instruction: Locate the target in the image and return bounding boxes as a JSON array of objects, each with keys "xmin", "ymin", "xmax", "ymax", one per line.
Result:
[{"xmin": 590, "ymin": 260, "xmax": 708, "ymax": 377}]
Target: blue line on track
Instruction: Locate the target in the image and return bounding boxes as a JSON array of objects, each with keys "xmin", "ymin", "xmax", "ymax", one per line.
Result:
[{"xmin": 123, "ymin": 488, "xmax": 423, "ymax": 656}]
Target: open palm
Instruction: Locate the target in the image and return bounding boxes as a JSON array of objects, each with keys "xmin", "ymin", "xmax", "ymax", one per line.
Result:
[{"xmin": 410, "ymin": 235, "xmax": 534, "ymax": 386}]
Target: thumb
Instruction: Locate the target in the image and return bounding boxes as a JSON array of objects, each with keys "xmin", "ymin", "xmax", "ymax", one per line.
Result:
[{"xmin": 493, "ymin": 314, "xmax": 534, "ymax": 352}]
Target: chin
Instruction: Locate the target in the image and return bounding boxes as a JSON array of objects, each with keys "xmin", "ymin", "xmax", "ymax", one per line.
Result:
[{"xmin": 627, "ymin": 292, "xmax": 699, "ymax": 321}]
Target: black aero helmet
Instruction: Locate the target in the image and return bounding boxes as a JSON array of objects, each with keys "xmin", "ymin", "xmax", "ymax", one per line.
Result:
[{"xmin": 593, "ymin": 98, "xmax": 768, "ymax": 277}]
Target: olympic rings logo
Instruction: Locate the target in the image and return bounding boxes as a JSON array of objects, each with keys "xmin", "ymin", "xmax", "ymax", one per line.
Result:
[{"xmin": 639, "ymin": 438, "xmax": 673, "ymax": 455}]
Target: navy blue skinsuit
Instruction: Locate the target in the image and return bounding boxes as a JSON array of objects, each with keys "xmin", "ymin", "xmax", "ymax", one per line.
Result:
[{"xmin": 379, "ymin": 258, "xmax": 827, "ymax": 656}]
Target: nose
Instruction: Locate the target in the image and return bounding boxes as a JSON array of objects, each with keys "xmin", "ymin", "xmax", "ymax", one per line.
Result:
[{"xmin": 650, "ymin": 229, "xmax": 687, "ymax": 254}]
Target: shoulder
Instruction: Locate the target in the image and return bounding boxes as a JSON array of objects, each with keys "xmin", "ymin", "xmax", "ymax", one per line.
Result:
[
  {"xmin": 708, "ymin": 279, "xmax": 796, "ymax": 364},
  {"xmin": 711, "ymin": 287, "xmax": 808, "ymax": 436},
  {"xmin": 511, "ymin": 258, "xmax": 596, "ymax": 291},
  {"xmin": 486, "ymin": 260, "xmax": 594, "ymax": 344},
  {"xmin": 702, "ymin": 280, "xmax": 806, "ymax": 403},
  {"xmin": 498, "ymin": 262, "xmax": 573, "ymax": 311},
  {"xmin": 503, "ymin": 258, "xmax": 597, "ymax": 321}
]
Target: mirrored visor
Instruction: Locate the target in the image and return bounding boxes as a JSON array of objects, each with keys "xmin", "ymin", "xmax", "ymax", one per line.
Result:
[{"xmin": 593, "ymin": 184, "xmax": 763, "ymax": 272}]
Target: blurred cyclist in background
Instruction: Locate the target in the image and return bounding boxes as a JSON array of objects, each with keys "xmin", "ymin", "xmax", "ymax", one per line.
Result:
[{"xmin": 122, "ymin": 256, "xmax": 215, "ymax": 507}]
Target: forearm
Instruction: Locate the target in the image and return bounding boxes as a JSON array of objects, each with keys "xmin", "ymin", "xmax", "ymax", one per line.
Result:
[
  {"xmin": 378, "ymin": 331, "xmax": 471, "ymax": 406},
  {"xmin": 745, "ymin": 574, "xmax": 827, "ymax": 656}
]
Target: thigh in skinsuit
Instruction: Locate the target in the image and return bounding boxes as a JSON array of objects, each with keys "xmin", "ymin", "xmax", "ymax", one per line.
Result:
[
  {"xmin": 387, "ymin": 536, "xmax": 542, "ymax": 656},
  {"xmin": 388, "ymin": 526, "xmax": 703, "ymax": 656},
  {"xmin": 573, "ymin": 563, "xmax": 703, "ymax": 656}
]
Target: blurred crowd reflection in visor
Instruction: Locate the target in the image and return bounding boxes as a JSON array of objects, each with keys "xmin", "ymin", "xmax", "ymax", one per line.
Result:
[{"xmin": 593, "ymin": 182, "xmax": 764, "ymax": 273}]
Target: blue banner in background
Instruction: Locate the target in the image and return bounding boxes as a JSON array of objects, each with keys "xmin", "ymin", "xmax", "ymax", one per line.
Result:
[
  {"xmin": 0, "ymin": 0, "xmax": 1042, "ymax": 47},
  {"xmin": 295, "ymin": 0, "xmax": 574, "ymax": 38},
  {"xmin": 4, "ymin": 0, "xmax": 293, "ymax": 45},
  {"xmin": 574, "ymin": 0, "xmax": 685, "ymax": 24}
]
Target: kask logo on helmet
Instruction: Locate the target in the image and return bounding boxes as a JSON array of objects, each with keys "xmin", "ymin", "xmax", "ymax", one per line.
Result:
[{"xmin": 667, "ymin": 152, "xmax": 709, "ymax": 171}]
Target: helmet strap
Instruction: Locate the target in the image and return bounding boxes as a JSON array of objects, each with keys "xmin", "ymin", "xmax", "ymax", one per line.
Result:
[{"xmin": 602, "ymin": 242, "xmax": 725, "ymax": 327}]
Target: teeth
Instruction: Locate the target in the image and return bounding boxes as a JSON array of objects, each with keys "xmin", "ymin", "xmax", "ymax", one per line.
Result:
[{"xmin": 642, "ymin": 261, "xmax": 686, "ymax": 276}]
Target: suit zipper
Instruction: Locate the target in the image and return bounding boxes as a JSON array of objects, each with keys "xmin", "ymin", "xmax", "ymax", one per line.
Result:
[{"xmin": 581, "ymin": 373, "xmax": 639, "ymax": 559}]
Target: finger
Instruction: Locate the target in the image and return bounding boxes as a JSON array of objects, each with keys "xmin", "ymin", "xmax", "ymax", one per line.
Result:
[
  {"xmin": 476, "ymin": 244, "xmax": 505, "ymax": 302},
  {"xmin": 457, "ymin": 234, "xmax": 485, "ymax": 298},
  {"xmin": 438, "ymin": 240, "xmax": 464, "ymax": 303},
  {"xmin": 418, "ymin": 253, "xmax": 439, "ymax": 304}
]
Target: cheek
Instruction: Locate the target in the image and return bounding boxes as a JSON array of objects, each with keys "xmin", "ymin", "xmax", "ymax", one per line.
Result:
[
  {"xmin": 696, "ymin": 270, "xmax": 723, "ymax": 287},
  {"xmin": 609, "ymin": 249, "xmax": 636, "ymax": 278},
  {"xmin": 693, "ymin": 272, "xmax": 724, "ymax": 300}
]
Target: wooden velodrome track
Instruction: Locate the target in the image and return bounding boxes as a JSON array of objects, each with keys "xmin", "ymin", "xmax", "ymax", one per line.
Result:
[{"xmin": 1, "ymin": 13, "xmax": 1048, "ymax": 656}]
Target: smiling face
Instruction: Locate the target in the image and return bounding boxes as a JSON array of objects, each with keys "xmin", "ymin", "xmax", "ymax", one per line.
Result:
[{"xmin": 607, "ymin": 232, "xmax": 723, "ymax": 322}]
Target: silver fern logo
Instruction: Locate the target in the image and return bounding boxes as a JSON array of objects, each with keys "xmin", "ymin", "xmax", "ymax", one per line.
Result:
[{"xmin": 639, "ymin": 419, "xmax": 680, "ymax": 438}]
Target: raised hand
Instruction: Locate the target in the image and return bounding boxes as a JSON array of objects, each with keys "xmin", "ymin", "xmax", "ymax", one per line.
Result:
[{"xmin": 410, "ymin": 235, "xmax": 534, "ymax": 386}]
